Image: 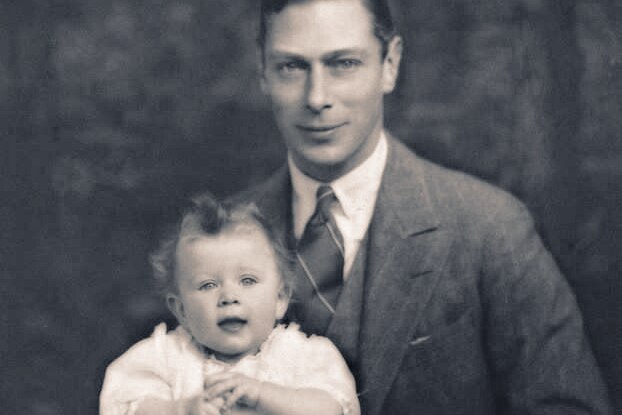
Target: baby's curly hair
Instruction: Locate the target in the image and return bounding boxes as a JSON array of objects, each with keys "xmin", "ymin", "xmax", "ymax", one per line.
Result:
[{"xmin": 150, "ymin": 192, "xmax": 294, "ymax": 297}]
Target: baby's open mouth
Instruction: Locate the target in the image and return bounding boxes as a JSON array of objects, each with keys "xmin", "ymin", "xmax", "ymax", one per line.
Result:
[{"xmin": 217, "ymin": 317, "xmax": 247, "ymax": 332}]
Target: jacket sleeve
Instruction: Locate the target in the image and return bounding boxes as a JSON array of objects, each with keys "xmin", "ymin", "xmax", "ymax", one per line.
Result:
[{"xmin": 480, "ymin": 199, "xmax": 612, "ymax": 414}]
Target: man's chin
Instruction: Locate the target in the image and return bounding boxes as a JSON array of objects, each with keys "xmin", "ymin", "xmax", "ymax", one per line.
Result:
[{"xmin": 295, "ymin": 154, "xmax": 351, "ymax": 182}]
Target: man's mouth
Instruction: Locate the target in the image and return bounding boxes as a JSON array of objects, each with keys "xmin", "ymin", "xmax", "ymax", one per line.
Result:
[
  {"xmin": 217, "ymin": 317, "xmax": 247, "ymax": 332},
  {"xmin": 296, "ymin": 122, "xmax": 347, "ymax": 134}
]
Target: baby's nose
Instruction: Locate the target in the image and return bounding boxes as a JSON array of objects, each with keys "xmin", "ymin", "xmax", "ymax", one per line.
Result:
[{"xmin": 217, "ymin": 288, "xmax": 239, "ymax": 306}]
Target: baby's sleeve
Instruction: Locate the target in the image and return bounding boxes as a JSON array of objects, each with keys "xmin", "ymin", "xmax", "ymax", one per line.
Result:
[
  {"xmin": 99, "ymin": 323, "xmax": 174, "ymax": 415},
  {"xmin": 291, "ymin": 334, "xmax": 361, "ymax": 415}
]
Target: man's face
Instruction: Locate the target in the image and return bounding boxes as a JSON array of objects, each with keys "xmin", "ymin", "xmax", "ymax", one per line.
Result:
[{"xmin": 261, "ymin": 0, "xmax": 401, "ymax": 182}]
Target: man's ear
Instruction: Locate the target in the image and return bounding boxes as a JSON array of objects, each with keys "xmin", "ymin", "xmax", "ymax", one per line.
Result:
[
  {"xmin": 166, "ymin": 293, "xmax": 186, "ymax": 326},
  {"xmin": 382, "ymin": 36, "xmax": 403, "ymax": 94},
  {"xmin": 274, "ymin": 285, "xmax": 290, "ymax": 321}
]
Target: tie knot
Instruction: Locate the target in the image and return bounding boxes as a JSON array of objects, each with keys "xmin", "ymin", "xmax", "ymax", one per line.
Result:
[{"xmin": 314, "ymin": 185, "xmax": 337, "ymax": 223}]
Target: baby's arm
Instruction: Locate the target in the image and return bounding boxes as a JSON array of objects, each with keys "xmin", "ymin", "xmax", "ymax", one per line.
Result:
[{"xmin": 204, "ymin": 372, "xmax": 342, "ymax": 415}]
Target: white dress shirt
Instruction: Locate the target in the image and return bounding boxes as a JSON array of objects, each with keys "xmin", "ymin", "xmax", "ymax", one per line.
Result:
[{"xmin": 289, "ymin": 132, "xmax": 388, "ymax": 278}]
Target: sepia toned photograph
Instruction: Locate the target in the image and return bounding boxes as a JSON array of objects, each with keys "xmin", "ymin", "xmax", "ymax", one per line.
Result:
[{"xmin": 3, "ymin": 0, "xmax": 621, "ymax": 413}]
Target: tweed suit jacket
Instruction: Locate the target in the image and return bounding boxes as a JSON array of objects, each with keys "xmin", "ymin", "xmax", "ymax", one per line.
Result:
[{"xmin": 234, "ymin": 136, "xmax": 611, "ymax": 415}]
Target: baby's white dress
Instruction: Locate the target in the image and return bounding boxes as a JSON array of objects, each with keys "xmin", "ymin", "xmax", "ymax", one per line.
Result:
[{"xmin": 100, "ymin": 323, "xmax": 359, "ymax": 415}]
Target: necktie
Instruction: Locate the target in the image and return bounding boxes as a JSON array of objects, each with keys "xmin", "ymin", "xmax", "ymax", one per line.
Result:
[{"xmin": 294, "ymin": 185, "xmax": 345, "ymax": 334}]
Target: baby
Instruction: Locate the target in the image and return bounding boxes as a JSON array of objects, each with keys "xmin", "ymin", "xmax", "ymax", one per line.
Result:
[{"xmin": 99, "ymin": 194, "xmax": 360, "ymax": 415}]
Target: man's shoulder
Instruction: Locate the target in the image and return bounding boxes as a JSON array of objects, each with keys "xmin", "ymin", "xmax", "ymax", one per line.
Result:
[
  {"xmin": 389, "ymin": 137, "xmax": 529, "ymax": 223},
  {"xmin": 229, "ymin": 164, "xmax": 288, "ymax": 205}
]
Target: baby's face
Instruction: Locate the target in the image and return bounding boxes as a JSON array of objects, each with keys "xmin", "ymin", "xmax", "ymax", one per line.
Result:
[{"xmin": 169, "ymin": 225, "xmax": 288, "ymax": 363}]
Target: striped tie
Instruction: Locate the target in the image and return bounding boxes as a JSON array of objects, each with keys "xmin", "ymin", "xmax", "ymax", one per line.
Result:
[{"xmin": 294, "ymin": 185, "xmax": 345, "ymax": 334}]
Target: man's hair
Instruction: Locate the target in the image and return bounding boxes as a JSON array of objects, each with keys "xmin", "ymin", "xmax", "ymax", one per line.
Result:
[
  {"xmin": 258, "ymin": 0, "xmax": 398, "ymax": 58},
  {"xmin": 150, "ymin": 192, "xmax": 294, "ymax": 297}
]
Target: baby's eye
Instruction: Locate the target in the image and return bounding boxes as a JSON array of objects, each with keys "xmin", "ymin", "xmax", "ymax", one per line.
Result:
[
  {"xmin": 240, "ymin": 275, "xmax": 258, "ymax": 286},
  {"xmin": 199, "ymin": 281, "xmax": 217, "ymax": 291}
]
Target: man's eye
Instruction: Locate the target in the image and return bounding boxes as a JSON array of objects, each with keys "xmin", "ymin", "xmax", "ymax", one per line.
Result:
[
  {"xmin": 199, "ymin": 281, "xmax": 217, "ymax": 290},
  {"xmin": 277, "ymin": 61, "xmax": 307, "ymax": 74},
  {"xmin": 332, "ymin": 59, "xmax": 361, "ymax": 71},
  {"xmin": 240, "ymin": 275, "xmax": 258, "ymax": 286}
]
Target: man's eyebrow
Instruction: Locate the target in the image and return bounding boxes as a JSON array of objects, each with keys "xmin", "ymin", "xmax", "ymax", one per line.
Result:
[
  {"xmin": 266, "ymin": 51, "xmax": 308, "ymax": 61},
  {"xmin": 266, "ymin": 48, "xmax": 368, "ymax": 61},
  {"xmin": 322, "ymin": 48, "xmax": 368, "ymax": 60}
]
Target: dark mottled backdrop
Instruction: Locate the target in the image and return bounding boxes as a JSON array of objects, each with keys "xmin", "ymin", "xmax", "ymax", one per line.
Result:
[{"xmin": 2, "ymin": 0, "xmax": 621, "ymax": 413}]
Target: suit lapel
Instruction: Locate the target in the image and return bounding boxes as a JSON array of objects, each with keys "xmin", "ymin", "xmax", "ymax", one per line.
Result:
[{"xmin": 358, "ymin": 138, "xmax": 451, "ymax": 415}]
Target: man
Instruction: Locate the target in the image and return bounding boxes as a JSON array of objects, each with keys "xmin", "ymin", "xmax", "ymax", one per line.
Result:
[{"xmin": 235, "ymin": 0, "xmax": 612, "ymax": 413}]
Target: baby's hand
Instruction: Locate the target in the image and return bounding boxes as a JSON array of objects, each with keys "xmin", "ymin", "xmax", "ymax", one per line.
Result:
[
  {"xmin": 204, "ymin": 372, "xmax": 263, "ymax": 411},
  {"xmin": 185, "ymin": 393, "xmax": 227, "ymax": 415}
]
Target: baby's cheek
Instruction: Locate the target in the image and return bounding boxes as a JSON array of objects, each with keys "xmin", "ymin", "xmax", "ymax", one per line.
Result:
[{"xmin": 186, "ymin": 304, "xmax": 213, "ymax": 331}]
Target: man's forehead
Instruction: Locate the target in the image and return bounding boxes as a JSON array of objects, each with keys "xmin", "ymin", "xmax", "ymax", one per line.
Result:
[{"xmin": 263, "ymin": 0, "xmax": 379, "ymax": 57}]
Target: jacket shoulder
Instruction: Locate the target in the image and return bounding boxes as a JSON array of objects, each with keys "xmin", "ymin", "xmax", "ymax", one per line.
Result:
[
  {"xmin": 228, "ymin": 165, "xmax": 288, "ymax": 205},
  {"xmin": 414, "ymin": 154, "xmax": 530, "ymax": 225}
]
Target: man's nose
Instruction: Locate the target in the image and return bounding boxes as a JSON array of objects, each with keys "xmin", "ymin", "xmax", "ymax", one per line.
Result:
[
  {"xmin": 217, "ymin": 285, "xmax": 239, "ymax": 307},
  {"xmin": 305, "ymin": 67, "xmax": 332, "ymax": 113}
]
